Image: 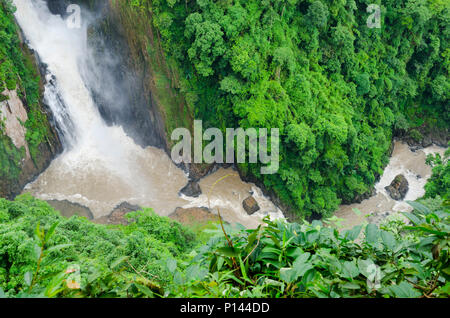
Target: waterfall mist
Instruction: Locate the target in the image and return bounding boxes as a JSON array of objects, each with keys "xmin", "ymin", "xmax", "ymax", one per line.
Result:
[{"xmin": 15, "ymin": 0, "xmax": 189, "ymax": 217}]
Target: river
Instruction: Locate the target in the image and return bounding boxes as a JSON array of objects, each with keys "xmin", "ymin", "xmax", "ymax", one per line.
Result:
[{"xmin": 13, "ymin": 0, "xmax": 445, "ymax": 229}]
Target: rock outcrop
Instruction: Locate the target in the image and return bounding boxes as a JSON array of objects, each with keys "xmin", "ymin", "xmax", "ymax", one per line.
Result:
[
  {"xmin": 243, "ymin": 196, "xmax": 260, "ymax": 214},
  {"xmin": 169, "ymin": 207, "xmax": 218, "ymax": 225},
  {"xmin": 179, "ymin": 180, "xmax": 202, "ymax": 197},
  {"xmin": 94, "ymin": 202, "xmax": 142, "ymax": 225},
  {"xmin": 385, "ymin": 174, "xmax": 409, "ymax": 201}
]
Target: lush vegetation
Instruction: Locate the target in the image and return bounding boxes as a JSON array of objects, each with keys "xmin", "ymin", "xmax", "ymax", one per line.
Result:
[
  {"xmin": 165, "ymin": 200, "xmax": 449, "ymax": 298},
  {"xmin": 0, "ymin": 193, "xmax": 448, "ymax": 298},
  {"xmin": 0, "ymin": 194, "xmax": 196, "ymax": 297},
  {"xmin": 424, "ymin": 146, "xmax": 450, "ymax": 201},
  {"xmin": 123, "ymin": 0, "xmax": 450, "ymax": 218},
  {"xmin": 0, "ymin": 0, "xmax": 53, "ymax": 182}
]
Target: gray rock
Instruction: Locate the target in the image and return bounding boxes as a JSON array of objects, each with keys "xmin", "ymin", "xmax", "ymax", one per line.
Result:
[
  {"xmin": 179, "ymin": 180, "xmax": 202, "ymax": 197},
  {"xmin": 385, "ymin": 174, "xmax": 409, "ymax": 201},
  {"xmin": 422, "ymin": 136, "xmax": 433, "ymax": 147},
  {"xmin": 95, "ymin": 202, "xmax": 142, "ymax": 225},
  {"xmin": 243, "ymin": 196, "xmax": 260, "ymax": 214}
]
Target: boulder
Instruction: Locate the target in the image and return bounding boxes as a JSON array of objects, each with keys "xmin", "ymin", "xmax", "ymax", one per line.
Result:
[
  {"xmin": 385, "ymin": 174, "xmax": 409, "ymax": 201},
  {"xmin": 179, "ymin": 180, "xmax": 202, "ymax": 197},
  {"xmin": 243, "ymin": 196, "xmax": 260, "ymax": 214}
]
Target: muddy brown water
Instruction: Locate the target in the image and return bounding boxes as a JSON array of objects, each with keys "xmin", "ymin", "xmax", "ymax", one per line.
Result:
[{"xmin": 334, "ymin": 141, "xmax": 446, "ymax": 230}]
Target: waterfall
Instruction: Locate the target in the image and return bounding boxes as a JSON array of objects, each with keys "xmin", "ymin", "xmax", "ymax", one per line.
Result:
[
  {"xmin": 14, "ymin": 0, "xmax": 282, "ymax": 227},
  {"xmin": 14, "ymin": 0, "xmax": 189, "ymax": 217}
]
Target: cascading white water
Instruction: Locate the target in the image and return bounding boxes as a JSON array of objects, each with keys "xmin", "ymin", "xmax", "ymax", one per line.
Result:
[
  {"xmin": 14, "ymin": 0, "xmax": 190, "ymax": 216},
  {"xmin": 334, "ymin": 141, "xmax": 446, "ymax": 229},
  {"xmin": 14, "ymin": 0, "xmax": 282, "ymax": 226}
]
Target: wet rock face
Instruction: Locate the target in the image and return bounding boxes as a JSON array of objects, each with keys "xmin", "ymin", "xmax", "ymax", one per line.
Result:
[
  {"xmin": 385, "ymin": 174, "xmax": 409, "ymax": 201},
  {"xmin": 169, "ymin": 207, "xmax": 218, "ymax": 225},
  {"xmin": 94, "ymin": 202, "xmax": 141, "ymax": 225},
  {"xmin": 179, "ymin": 180, "xmax": 202, "ymax": 198},
  {"xmin": 47, "ymin": 200, "xmax": 94, "ymax": 220},
  {"xmin": 243, "ymin": 196, "xmax": 260, "ymax": 214}
]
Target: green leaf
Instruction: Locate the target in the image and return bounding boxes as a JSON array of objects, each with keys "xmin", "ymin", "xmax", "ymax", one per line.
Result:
[
  {"xmin": 111, "ymin": 256, "xmax": 129, "ymax": 269},
  {"xmin": 342, "ymin": 260, "xmax": 359, "ymax": 279},
  {"xmin": 306, "ymin": 230, "xmax": 319, "ymax": 243},
  {"xmin": 341, "ymin": 282, "xmax": 361, "ymax": 290},
  {"xmin": 0, "ymin": 287, "xmax": 5, "ymax": 298},
  {"xmin": 387, "ymin": 281, "xmax": 421, "ymax": 298},
  {"xmin": 44, "ymin": 221, "xmax": 59, "ymax": 242},
  {"xmin": 280, "ymin": 267, "xmax": 296, "ymax": 283},
  {"xmin": 380, "ymin": 230, "xmax": 396, "ymax": 250},
  {"xmin": 135, "ymin": 283, "xmax": 154, "ymax": 298},
  {"xmin": 286, "ymin": 247, "xmax": 303, "ymax": 259},
  {"xmin": 167, "ymin": 258, "xmax": 177, "ymax": 274},
  {"xmin": 401, "ymin": 212, "xmax": 421, "ymax": 225},
  {"xmin": 358, "ymin": 259, "xmax": 375, "ymax": 278},
  {"xmin": 344, "ymin": 225, "xmax": 362, "ymax": 241},
  {"xmin": 365, "ymin": 224, "xmax": 379, "ymax": 244},
  {"xmin": 216, "ymin": 246, "xmax": 240, "ymax": 258},
  {"xmin": 407, "ymin": 201, "xmax": 431, "ymax": 215},
  {"xmin": 46, "ymin": 243, "xmax": 73, "ymax": 254},
  {"xmin": 24, "ymin": 271, "xmax": 32, "ymax": 287}
]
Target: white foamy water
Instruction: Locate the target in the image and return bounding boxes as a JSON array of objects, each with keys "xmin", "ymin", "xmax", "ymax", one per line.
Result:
[
  {"xmin": 334, "ymin": 141, "xmax": 446, "ymax": 229},
  {"xmin": 14, "ymin": 0, "xmax": 282, "ymax": 227}
]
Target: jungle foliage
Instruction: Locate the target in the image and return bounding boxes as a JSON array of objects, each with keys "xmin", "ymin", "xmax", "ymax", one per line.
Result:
[
  {"xmin": 127, "ymin": 0, "xmax": 449, "ymax": 218},
  {"xmin": 0, "ymin": 194, "xmax": 196, "ymax": 297},
  {"xmin": 164, "ymin": 199, "xmax": 449, "ymax": 298},
  {"xmin": 424, "ymin": 145, "xmax": 450, "ymax": 201},
  {"xmin": 0, "ymin": 194, "xmax": 448, "ymax": 298}
]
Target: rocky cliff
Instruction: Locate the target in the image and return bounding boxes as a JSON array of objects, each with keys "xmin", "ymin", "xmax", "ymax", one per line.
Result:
[{"xmin": 0, "ymin": 1, "xmax": 61, "ymax": 199}]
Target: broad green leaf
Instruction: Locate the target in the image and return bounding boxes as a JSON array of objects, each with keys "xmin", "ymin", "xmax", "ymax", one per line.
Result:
[
  {"xmin": 111, "ymin": 256, "xmax": 129, "ymax": 269},
  {"xmin": 365, "ymin": 224, "xmax": 379, "ymax": 244},
  {"xmin": 286, "ymin": 247, "xmax": 303, "ymax": 259},
  {"xmin": 344, "ymin": 225, "xmax": 362, "ymax": 241},
  {"xmin": 24, "ymin": 271, "xmax": 32, "ymax": 287},
  {"xmin": 279, "ymin": 267, "xmax": 296, "ymax": 283},
  {"xmin": 166, "ymin": 258, "xmax": 177, "ymax": 274},
  {"xmin": 293, "ymin": 252, "xmax": 311, "ymax": 266},
  {"xmin": 216, "ymin": 246, "xmax": 240, "ymax": 258},
  {"xmin": 407, "ymin": 201, "xmax": 431, "ymax": 215},
  {"xmin": 358, "ymin": 259, "xmax": 375, "ymax": 278},
  {"xmin": 387, "ymin": 281, "xmax": 421, "ymax": 298},
  {"xmin": 135, "ymin": 283, "xmax": 154, "ymax": 298},
  {"xmin": 401, "ymin": 212, "xmax": 421, "ymax": 225},
  {"xmin": 342, "ymin": 260, "xmax": 359, "ymax": 279},
  {"xmin": 306, "ymin": 230, "xmax": 319, "ymax": 243},
  {"xmin": 380, "ymin": 230, "xmax": 396, "ymax": 250}
]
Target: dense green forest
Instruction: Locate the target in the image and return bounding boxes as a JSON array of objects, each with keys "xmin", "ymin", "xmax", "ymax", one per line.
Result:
[
  {"xmin": 124, "ymin": 0, "xmax": 450, "ymax": 218},
  {"xmin": 0, "ymin": 150, "xmax": 448, "ymax": 298}
]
